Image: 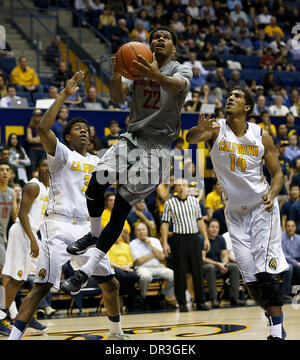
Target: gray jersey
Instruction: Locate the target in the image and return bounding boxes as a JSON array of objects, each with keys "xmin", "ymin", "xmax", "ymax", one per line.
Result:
[
  {"xmin": 0, "ymin": 186, "xmax": 14, "ymax": 239},
  {"xmin": 122, "ymin": 61, "xmax": 192, "ymax": 146}
]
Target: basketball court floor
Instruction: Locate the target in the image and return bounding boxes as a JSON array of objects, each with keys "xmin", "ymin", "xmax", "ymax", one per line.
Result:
[{"xmin": 1, "ymin": 303, "xmax": 299, "ymax": 340}]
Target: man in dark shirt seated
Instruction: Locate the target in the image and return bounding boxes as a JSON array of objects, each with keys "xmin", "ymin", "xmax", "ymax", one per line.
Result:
[
  {"xmin": 201, "ymin": 218, "xmax": 242, "ymax": 308},
  {"xmin": 101, "ymin": 120, "xmax": 121, "ymax": 148},
  {"xmin": 82, "ymin": 86, "xmax": 109, "ymax": 110},
  {"xmin": 127, "ymin": 199, "xmax": 156, "ymax": 240}
]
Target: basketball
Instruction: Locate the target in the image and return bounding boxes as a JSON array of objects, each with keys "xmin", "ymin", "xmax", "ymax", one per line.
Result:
[{"xmin": 115, "ymin": 41, "xmax": 153, "ymax": 80}]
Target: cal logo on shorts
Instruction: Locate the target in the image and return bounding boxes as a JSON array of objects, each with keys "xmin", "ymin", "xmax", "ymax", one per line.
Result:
[
  {"xmin": 17, "ymin": 270, "xmax": 23, "ymax": 278},
  {"xmin": 38, "ymin": 268, "xmax": 47, "ymax": 280},
  {"xmin": 269, "ymin": 258, "xmax": 277, "ymax": 271}
]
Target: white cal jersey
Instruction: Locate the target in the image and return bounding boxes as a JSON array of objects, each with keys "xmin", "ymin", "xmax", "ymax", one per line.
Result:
[
  {"xmin": 47, "ymin": 139, "xmax": 99, "ymax": 218},
  {"xmin": 15, "ymin": 177, "xmax": 49, "ymax": 233},
  {"xmin": 210, "ymin": 119, "xmax": 269, "ymax": 211}
]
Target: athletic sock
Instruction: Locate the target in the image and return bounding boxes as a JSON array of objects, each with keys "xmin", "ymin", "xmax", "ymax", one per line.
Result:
[
  {"xmin": 108, "ymin": 314, "xmax": 122, "ymax": 335},
  {"xmin": 269, "ymin": 314, "xmax": 284, "ymax": 338},
  {"xmin": 9, "ymin": 301, "xmax": 18, "ymax": 320},
  {"xmin": 8, "ymin": 320, "xmax": 28, "ymax": 340},
  {"xmin": 90, "ymin": 217, "xmax": 102, "ymax": 237},
  {"xmin": 80, "ymin": 247, "xmax": 106, "ymax": 277},
  {"xmin": 0, "ymin": 307, "xmax": 8, "ymax": 320}
]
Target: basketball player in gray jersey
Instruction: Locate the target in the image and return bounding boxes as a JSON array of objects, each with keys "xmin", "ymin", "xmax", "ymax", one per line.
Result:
[
  {"xmin": 62, "ymin": 27, "xmax": 193, "ymax": 294},
  {"xmin": 0, "ymin": 161, "xmax": 18, "ymax": 335}
]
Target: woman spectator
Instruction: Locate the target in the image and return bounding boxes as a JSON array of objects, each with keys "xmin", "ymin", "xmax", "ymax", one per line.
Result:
[
  {"xmin": 198, "ymin": 84, "xmax": 223, "ymax": 109},
  {"xmin": 88, "ymin": 125, "xmax": 102, "ymax": 154},
  {"xmin": 134, "ymin": 9, "xmax": 150, "ymax": 32},
  {"xmin": 263, "ymin": 71, "xmax": 279, "ymax": 97},
  {"xmin": 26, "ymin": 109, "xmax": 46, "ymax": 176},
  {"xmin": 290, "ymin": 97, "xmax": 300, "ymax": 117},
  {"xmin": 0, "ymin": 74, "xmax": 7, "ymax": 99},
  {"xmin": 7, "ymin": 133, "xmax": 31, "ymax": 184},
  {"xmin": 130, "ymin": 21, "xmax": 149, "ymax": 45}
]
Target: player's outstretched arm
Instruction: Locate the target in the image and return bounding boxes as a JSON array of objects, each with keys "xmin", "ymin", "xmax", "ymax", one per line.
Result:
[
  {"xmin": 262, "ymin": 130, "xmax": 284, "ymax": 212},
  {"xmin": 109, "ymin": 56, "xmax": 129, "ymax": 104},
  {"xmin": 37, "ymin": 70, "xmax": 85, "ymax": 156},
  {"xmin": 186, "ymin": 113, "xmax": 220, "ymax": 144}
]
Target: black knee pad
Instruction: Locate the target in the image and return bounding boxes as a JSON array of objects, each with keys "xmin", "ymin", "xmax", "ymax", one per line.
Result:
[
  {"xmin": 85, "ymin": 172, "xmax": 109, "ymax": 217},
  {"xmin": 256, "ymin": 272, "xmax": 283, "ymax": 308}
]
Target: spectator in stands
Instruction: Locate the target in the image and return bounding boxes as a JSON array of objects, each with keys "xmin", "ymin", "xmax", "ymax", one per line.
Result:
[
  {"xmin": 197, "ymin": 84, "xmax": 222, "ymax": 109},
  {"xmin": 87, "ymin": 0, "xmax": 105, "ymax": 28},
  {"xmin": 264, "ymin": 16, "xmax": 284, "ymax": 38},
  {"xmin": 259, "ymin": 47, "xmax": 276, "ymax": 70},
  {"xmin": 51, "ymin": 61, "xmax": 73, "ymax": 88},
  {"xmin": 0, "ymin": 85, "xmax": 21, "ymax": 108},
  {"xmin": 185, "ymin": 0, "xmax": 201, "ymax": 21},
  {"xmin": 257, "ymin": 111, "xmax": 277, "ymax": 139},
  {"xmin": 51, "ymin": 105, "xmax": 69, "ymax": 143},
  {"xmin": 175, "ymin": 35, "xmax": 190, "ymax": 63},
  {"xmin": 82, "ymin": 86, "xmax": 109, "ymax": 110},
  {"xmin": 236, "ymin": 28, "xmax": 254, "ymax": 55},
  {"xmin": 290, "ymin": 158, "xmax": 300, "ymax": 189},
  {"xmin": 212, "ymin": 199, "xmax": 227, "ymax": 235},
  {"xmin": 202, "ymin": 218, "xmax": 242, "ymax": 307},
  {"xmin": 269, "ymin": 95, "xmax": 290, "ymax": 116},
  {"xmin": 7, "ymin": 133, "xmax": 31, "ymax": 184},
  {"xmin": 290, "ymin": 97, "xmax": 300, "ymax": 117},
  {"xmin": 199, "ymin": 41, "xmax": 225, "ymax": 68},
  {"xmin": 184, "ymin": 90, "xmax": 202, "ymax": 112},
  {"xmin": 191, "ymin": 66, "xmax": 209, "ymax": 92},
  {"xmin": 0, "ymin": 147, "xmax": 11, "ymax": 163},
  {"xmin": 214, "ymin": 39, "xmax": 230, "ymax": 57},
  {"xmin": 227, "ymin": 0, "xmax": 242, "ymax": 11},
  {"xmin": 281, "ymin": 220, "xmax": 300, "ymax": 293},
  {"xmin": 171, "ymin": 137, "xmax": 186, "ymax": 178},
  {"xmin": 289, "ymin": 88, "xmax": 299, "ymax": 110},
  {"xmin": 98, "ymin": 6, "xmax": 117, "ymax": 38},
  {"xmin": 275, "ymin": 45, "xmax": 296, "ymax": 72},
  {"xmin": 26, "ymin": 108, "xmax": 46, "ymax": 176},
  {"xmin": 110, "ymin": 18, "xmax": 130, "ymax": 53},
  {"xmin": 0, "ymin": 74, "xmax": 7, "ymax": 99},
  {"xmin": 285, "ymin": 112, "xmax": 299, "ymax": 137},
  {"xmin": 10, "ymin": 56, "xmax": 40, "ymax": 93},
  {"xmin": 46, "ymin": 86, "xmax": 59, "ymax": 100},
  {"xmin": 281, "ymin": 185, "xmax": 300, "ymax": 231},
  {"xmin": 149, "ymin": 4, "xmax": 168, "ymax": 30},
  {"xmin": 285, "ymin": 134, "xmax": 300, "ymax": 163},
  {"xmin": 228, "ymin": 70, "xmax": 247, "ymax": 89},
  {"xmin": 130, "ymin": 223, "xmax": 176, "ymax": 307},
  {"xmin": 74, "ymin": 0, "xmax": 94, "ymax": 26},
  {"xmin": 101, "ymin": 120, "xmax": 120, "ymax": 148},
  {"xmin": 262, "ymin": 71, "xmax": 278, "ymax": 97},
  {"xmin": 253, "ymin": 95, "xmax": 269, "ymax": 115},
  {"xmin": 170, "ymin": 12, "xmax": 186, "ymax": 34},
  {"xmin": 279, "ymin": 87, "xmax": 292, "ymax": 108},
  {"xmin": 253, "ymin": 30, "xmax": 270, "ymax": 56},
  {"xmin": 64, "ymin": 81, "xmax": 83, "ymax": 109},
  {"xmin": 45, "ymin": 37, "xmax": 60, "ymax": 68},
  {"xmin": 127, "ymin": 199, "xmax": 156, "ymax": 240},
  {"xmin": 134, "ymin": 9, "xmax": 150, "ymax": 32},
  {"xmin": 258, "ymin": 5, "xmax": 272, "ymax": 25},
  {"xmin": 230, "ymin": 3, "xmax": 248, "ymax": 25},
  {"xmin": 205, "ymin": 178, "xmax": 224, "ymax": 219},
  {"xmin": 107, "ymin": 230, "xmax": 139, "ymax": 311},
  {"xmin": 215, "ymin": 108, "xmax": 226, "ymax": 121},
  {"xmin": 207, "ymin": 67, "xmax": 229, "ymax": 101},
  {"xmin": 130, "ymin": 20, "xmax": 150, "ymax": 44},
  {"xmin": 88, "ymin": 125, "xmax": 102, "ymax": 154},
  {"xmin": 183, "ymin": 53, "xmax": 209, "ymax": 76},
  {"xmin": 274, "ymin": 123, "xmax": 289, "ymax": 145},
  {"xmin": 269, "ymin": 32, "xmax": 286, "ymax": 55}
]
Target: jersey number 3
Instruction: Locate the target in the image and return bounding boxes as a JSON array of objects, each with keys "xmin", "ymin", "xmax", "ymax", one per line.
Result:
[
  {"xmin": 82, "ymin": 175, "xmax": 91, "ymax": 192},
  {"xmin": 230, "ymin": 154, "xmax": 247, "ymax": 172}
]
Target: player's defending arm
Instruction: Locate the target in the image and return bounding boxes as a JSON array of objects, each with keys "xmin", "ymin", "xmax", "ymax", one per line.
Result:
[
  {"xmin": 131, "ymin": 53, "xmax": 186, "ymax": 96},
  {"xmin": 11, "ymin": 191, "xmax": 18, "ymax": 222},
  {"xmin": 262, "ymin": 130, "xmax": 284, "ymax": 212},
  {"xmin": 186, "ymin": 113, "xmax": 220, "ymax": 144},
  {"xmin": 37, "ymin": 70, "xmax": 85, "ymax": 156},
  {"xmin": 109, "ymin": 56, "xmax": 129, "ymax": 104},
  {"xmin": 18, "ymin": 183, "xmax": 40, "ymax": 258}
]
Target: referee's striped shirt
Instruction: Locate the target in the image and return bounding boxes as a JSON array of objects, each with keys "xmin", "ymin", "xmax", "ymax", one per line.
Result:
[{"xmin": 161, "ymin": 195, "xmax": 202, "ymax": 234}]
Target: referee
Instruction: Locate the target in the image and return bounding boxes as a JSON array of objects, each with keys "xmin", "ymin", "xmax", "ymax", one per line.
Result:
[{"xmin": 160, "ymin": 178, "xmax": 210, "ymax": 312}]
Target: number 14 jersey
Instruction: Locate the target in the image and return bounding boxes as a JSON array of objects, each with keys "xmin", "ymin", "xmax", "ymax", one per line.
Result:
[
  {"xmin": 47, "ymin": 140, "xmax": 99, "ymax": 219},
  {"xmin": 210, "ymin": 119, "xmax": 269, "ymax": 211}
]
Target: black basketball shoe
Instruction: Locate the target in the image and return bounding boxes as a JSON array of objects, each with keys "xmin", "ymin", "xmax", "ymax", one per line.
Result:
[
  {"xmin": 60, "ymin": 270, "xmax": 89, "ymax": 295},
  {"xmin": 67, "ymin": 232, "xmax": 97, "ymax": 255}
]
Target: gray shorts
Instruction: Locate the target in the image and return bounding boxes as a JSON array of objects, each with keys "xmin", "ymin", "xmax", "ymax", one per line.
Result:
[{"xmin": 95, "ymin": 132, "xmax": 172, "ymax": 206}]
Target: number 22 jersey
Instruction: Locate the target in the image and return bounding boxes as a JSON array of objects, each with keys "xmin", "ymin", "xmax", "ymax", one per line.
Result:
[
  {"xmin": 210, "ymin": 119, "xmax": 269, "ymax": 211},
  {"xmin": 47, "ymin": 139, "xmax": 99, "ymax": 219}
]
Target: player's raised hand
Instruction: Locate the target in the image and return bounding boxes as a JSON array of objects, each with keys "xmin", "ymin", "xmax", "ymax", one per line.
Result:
[
  {"xmin": 63, "ymin": 70, "xmax": 85, "ymax": 97},
  {"xmin": 197, "ymin": 113, "xmax": 220, "ymax": 132}
]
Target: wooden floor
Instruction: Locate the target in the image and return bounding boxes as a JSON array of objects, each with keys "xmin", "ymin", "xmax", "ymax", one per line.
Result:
[{"xmin": 1, "ymin": 303, "xmax": 299, "ymax": 340}]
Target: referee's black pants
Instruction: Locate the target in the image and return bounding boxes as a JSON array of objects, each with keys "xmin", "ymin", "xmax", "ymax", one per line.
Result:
[{"xmin": 170, "ymin": 233, "xmax": 205, "ymax": 307}]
